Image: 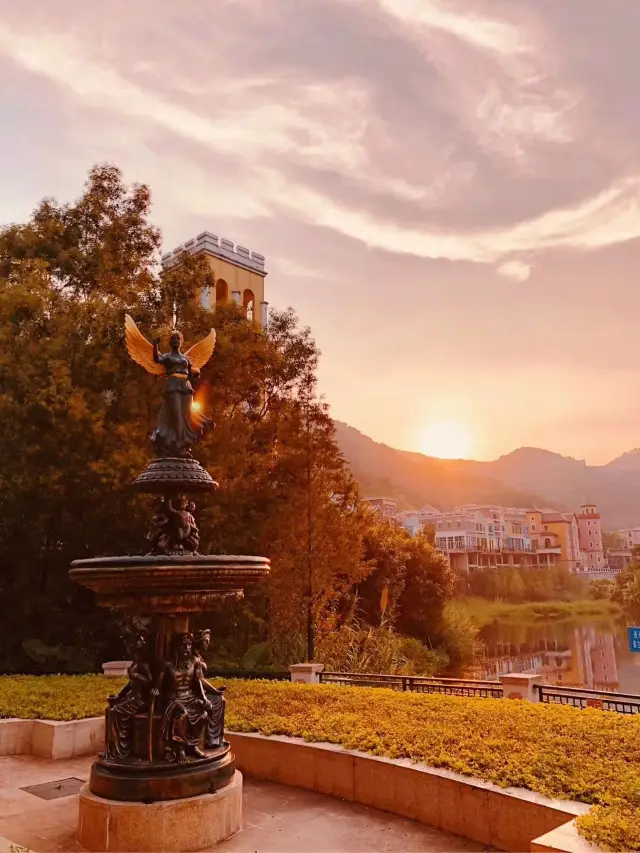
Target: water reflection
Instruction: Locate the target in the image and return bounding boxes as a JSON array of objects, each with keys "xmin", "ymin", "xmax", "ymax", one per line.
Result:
[{"xmin": 478, "ymin": 619, "xmax": 640, "ymax": 693}]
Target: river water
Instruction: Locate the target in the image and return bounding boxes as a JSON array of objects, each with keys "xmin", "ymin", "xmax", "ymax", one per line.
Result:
[{"xmin": 477, "ymin": 617, "xmax": 640, "ymax": 694}]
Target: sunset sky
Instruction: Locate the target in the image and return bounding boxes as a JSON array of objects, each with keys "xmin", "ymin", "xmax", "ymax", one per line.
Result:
[{"xmin": 2, "ymin": 0, "xmax": 640, "ymax": 464}]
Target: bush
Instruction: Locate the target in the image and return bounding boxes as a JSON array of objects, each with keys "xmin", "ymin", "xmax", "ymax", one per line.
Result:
[
  {"xmin": 315, "ymin": 620, "xmax": 446, "ymax": 675},
  {"xmin": 0, "ymin": 674, "xmax": 125, "ymax": 721},
  {"xmin": 467, "ymin": 566, "xmax": 585, "ymax": 602},
  {"xmin": 588, "ymin": 579, "xmax": 615, "ymax": 601},
  {"xmin": 436, "ymin": 601, "xmax": 478, "ymax": 671},
  {"xmin": 1, "ymin": 675, "xmax": 638, "ymax": 850}
]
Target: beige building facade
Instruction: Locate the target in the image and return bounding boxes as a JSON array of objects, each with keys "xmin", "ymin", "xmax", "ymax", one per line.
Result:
[{"xmin": 162, "ymin": 231, "xmax": 268, "ymax": 326}]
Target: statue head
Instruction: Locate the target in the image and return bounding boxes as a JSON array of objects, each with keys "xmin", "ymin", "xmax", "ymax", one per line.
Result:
[
  {"xmin": 125, "ymin": 632, "xmax": 148, "ymax": 660},
  {"xmin": 133, "ymin": 634, "xmax": 147, "ymax": 652},
  {"xmin": 172, "ymin": 631, "xmax": 194, "ymax": 664},
  {"xmin": 169, "ymin": 330, "xmax": 184, "ymax": 352},
  {"xmin": 195, "ymin": 628, "xmax": 211, "ymax": 656}
]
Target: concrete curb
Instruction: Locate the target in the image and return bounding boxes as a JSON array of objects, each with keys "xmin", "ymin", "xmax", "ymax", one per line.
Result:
[
  {"xmin": 0, "ymin": 718, "xmax": 602, "ymax": 852},
  {"xmin": 0, "ymin": 716, "xmax": 104, "ymax": 760},
  {"xmin": 226, "ymin": 731, "xmax": 599, "ymax": 853}
]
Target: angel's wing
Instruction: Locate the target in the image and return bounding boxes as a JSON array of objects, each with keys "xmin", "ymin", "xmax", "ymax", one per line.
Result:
[
  {"xmin": 185, "ymin": 329, "xmax": 216, "ymax": 372},
  {"xmin": 124, "ymin": 314, "xmax": 165, "ymax": 376}
]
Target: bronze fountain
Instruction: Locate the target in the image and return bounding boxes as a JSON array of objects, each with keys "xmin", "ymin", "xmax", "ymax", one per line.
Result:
[{"xmin": 69, "ymin": 316, "xmax": 270, "ymax": 803}]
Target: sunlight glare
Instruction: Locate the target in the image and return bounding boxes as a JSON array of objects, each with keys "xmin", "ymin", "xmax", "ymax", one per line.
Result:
[{"xmin": 420, "ymin": 420, "xmax": 472, "ymax": 459}]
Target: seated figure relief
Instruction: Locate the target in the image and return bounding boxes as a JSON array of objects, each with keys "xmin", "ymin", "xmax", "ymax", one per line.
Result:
[
  {"xmin": 158, "ymin": 631, "xmax": 212, "ymax": 764},
  {"xmin": 103, "ymin": 635, "xmax": 152, "ymax": 760},
  {"xmin": 194, "ymin": 629, "xmax": 226, "ymax": 749}
]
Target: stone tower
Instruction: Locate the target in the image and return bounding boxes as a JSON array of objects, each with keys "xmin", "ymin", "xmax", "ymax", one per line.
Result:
[
  {"xmin": 162, "ymin": 231, "xmax": 268, "ymax": 326},
  {"xmin": 576, "ymin": 501, "xmax": 605, "ymax": 571}
]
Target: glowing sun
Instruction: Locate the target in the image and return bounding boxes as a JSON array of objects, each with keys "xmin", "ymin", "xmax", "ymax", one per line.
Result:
[{"xmin": 420, "ymin": 420, "xmax": 472, "ymax": 459}]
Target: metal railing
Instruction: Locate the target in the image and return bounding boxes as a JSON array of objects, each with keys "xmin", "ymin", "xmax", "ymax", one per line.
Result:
[
  {"xmin": 210, "ymin": 669, "xmax": 640, "ymax": 714},
  {"xmin": 536, "ymin": 684, "xmax": 640, "ymax": 714},
  {"xmin": 319, "ymin": 671, "xmax": 503, "ymax": 698}
]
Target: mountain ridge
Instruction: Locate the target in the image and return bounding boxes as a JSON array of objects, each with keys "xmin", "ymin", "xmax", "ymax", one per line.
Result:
[{"xmin": 333, "ymin": 421, "xmax": 640, "ymax": 528}]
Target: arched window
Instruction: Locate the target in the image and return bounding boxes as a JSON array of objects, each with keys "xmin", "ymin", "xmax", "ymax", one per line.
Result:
[
  {"xmin": 216, "ymin": 279, "xmax": 228, "ymax": 303},
  {"xmin": 544, "ymin": 538, "xmax": 552, "ymax": 548},
  {"xmin": 243, "ymin": 288, "xmax": 255, "ymax": 321}
]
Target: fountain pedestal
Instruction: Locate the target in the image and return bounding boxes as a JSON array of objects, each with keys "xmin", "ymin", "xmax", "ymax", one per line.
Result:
[
  {"xmin": 68, "ymin": 318, "xmax": 270, "ymax": 849},
  {"xmin": 70, "ymin": 550, "xmax": 269, "ymax": 805},
  {"xmin": 77, "ymin": 772, "xmax": 243, "ymax": 852},
  {"xmin": 69, "ymin": 468, "xmax": 269, "ymax": 849}
]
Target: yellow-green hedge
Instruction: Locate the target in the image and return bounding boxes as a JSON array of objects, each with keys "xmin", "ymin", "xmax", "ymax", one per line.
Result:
[{"xmin": 1, "ymin": 675, "xmax": 639, "ymax": 851}]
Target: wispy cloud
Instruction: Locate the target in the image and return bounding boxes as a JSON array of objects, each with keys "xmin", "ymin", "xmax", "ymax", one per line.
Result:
[
  {"xmin": 375, "ymin": 0, "xmax": 528, "ymax": 55},
  {"xmin": 369, "ymin": 0, "xmax": 578, "ymax": 163},
  {"xmin": 0, "ymin": 25, "xmax": 370, "ymax": 171},
  {"xmin": 0, "ymin": 4, "xmax": 636, "ymax": 279},
  {"xmin": 497, "ymin": 260, "xmax": 532, "ymax": 282},
  {"xmin": 2, "ymin": 0, "xmax": 640, "ymax": 463}
]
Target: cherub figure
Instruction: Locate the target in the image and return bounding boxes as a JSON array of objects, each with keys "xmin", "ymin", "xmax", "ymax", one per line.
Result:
[
  {"xmin": 147, "ymin": 498, "xmax": 170, "ymax": 554},
  {"xmin": 166, "ymin": 496, "xmax": 200, "ymax": 553},
  {"xmin": 124, "ymin": 315, "xmax": 215, "ymax": 457},
  {"xmin": 146, "ymin": 496, "xmax": 200, "ymax": 555}
]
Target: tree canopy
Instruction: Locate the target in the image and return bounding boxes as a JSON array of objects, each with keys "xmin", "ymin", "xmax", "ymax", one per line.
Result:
[{"xmin": 0, "ymin": 164, "xmax": 460, "ymax": 675}]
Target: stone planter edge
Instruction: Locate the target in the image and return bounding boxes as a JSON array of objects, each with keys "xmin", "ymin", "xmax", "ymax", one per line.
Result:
[{"xmin": 0, "ymin": 718, "xmax": 602, "ymax": 853}]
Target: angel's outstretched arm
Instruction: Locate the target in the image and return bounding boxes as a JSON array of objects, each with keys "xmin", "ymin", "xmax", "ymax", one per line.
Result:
[
  {"xmin": 153, "ymin": 338, "xmax": 165, "ymax": 365},
  {"xmin": 186, "ymin": 356, "xmax": 200, "ymax": 379}
]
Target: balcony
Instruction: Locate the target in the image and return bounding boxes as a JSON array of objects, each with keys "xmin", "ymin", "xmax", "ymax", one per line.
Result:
[
  {"xmin": 500, "ymin": 545, "xmax": 532, "ymax": 554},
  {"xmin": 531, "ymin": 541, "xmax": 562, "ymax": 554}
]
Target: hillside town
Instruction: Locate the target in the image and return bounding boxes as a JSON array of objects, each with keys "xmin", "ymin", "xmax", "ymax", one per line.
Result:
[{"xmin": 362, "ymin": 497, "xmax": 636, "ymax": 577}]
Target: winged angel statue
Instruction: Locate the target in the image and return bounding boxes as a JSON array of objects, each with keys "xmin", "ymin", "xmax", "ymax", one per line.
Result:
[{"xmin": 125, "ymin": 315, "xmax": 216, "ymax": 457}]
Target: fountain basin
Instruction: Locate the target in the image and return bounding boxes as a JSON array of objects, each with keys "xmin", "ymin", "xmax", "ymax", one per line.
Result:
[{"xmin": 69, "ymin": 555, "xmax": 270, "ymax": 614}]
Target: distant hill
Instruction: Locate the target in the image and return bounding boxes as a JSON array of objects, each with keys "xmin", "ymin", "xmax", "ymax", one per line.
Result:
[
  {"xmin": 333, "ymin": 423, "xmax": 556, "ymax": 514},
  {"xmin": 606, "ymin": 449, "xmax": 640, "ymax": 473},
  {"xmin": 334, "ymin": 422, "xmax": 640, "ymax": 529}
]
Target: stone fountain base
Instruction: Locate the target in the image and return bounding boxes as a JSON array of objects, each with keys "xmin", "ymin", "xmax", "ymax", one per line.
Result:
[
  {"xmin": 67, "ymin": 320, "xmax": 269, "ymax": 849},
  {"xmin": 68, "ymin": 553, "xmax": 269, "ymax": 805},
  {"xmin": 77, "ymin": 770, "xmax": 243, "ymax": 852},
  {"xmin": 90, "ymin": 741, "xmax": 235, "ymax": 803}
]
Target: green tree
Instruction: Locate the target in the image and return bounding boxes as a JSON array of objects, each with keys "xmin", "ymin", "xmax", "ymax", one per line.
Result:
[
  {"xmin": 265, "ymin": 398, "xmax": 369, "ymax": 662},
  {"xmin": 602, "ymin": 531, "xmax": 625, "ymax": 552},
  {"xmin": 0, "ymin": 165, "xmax": 163, "ymax": 671},
  {"xmin": 588, "ymin": 579, "xmax": 615, "ymax": 600},
  {"xmin": 358, "ymin": 519, "xmax": 408, "ymax": 628},
  {"xmin": 613, "ymin": 562, "xmax": 640, "ymax": 619},
  {"xmin": 506, "ymin": 570, "xmax": 526, "ymax": 603},
  {"xmin": 0, "ymin": 162, "xmax": 478, "ymax": 675},
  {"xmin": 397, "ymin": 533, "xmax": 456, "ymax": 641},
  {"xmin": 0, "ymin": 164, "xmax": 365, "ymax": 672}
]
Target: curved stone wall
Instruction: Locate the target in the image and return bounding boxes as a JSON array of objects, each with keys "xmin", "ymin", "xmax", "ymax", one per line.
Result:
[{"xmin": 0, "ymin": 718, "xmax": 598, "ymax": 852}]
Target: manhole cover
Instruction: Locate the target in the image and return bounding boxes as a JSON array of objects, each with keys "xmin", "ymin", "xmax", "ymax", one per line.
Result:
[{"xmin": 21, "ymin": 777, "xmax": 85, "ymax": 800}]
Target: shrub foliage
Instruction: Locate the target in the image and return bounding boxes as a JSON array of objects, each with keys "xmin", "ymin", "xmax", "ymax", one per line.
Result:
[{"xmin": 0, "ymin": 675, "xmax": 638, "ymax": 851}]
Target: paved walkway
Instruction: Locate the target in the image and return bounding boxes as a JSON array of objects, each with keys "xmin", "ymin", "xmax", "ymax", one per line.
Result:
[{"xmin": 0, "ymin": 755, "xmax": 490, "ymax": 852}]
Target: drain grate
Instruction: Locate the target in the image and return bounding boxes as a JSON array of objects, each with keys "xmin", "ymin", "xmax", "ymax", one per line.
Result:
[{"xmin": 21, "ymin": 777, "xmax": 85, "ymax": 800}]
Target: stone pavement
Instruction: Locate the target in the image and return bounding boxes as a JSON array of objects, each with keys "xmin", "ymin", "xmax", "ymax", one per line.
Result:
[{"xmin": 0, "ymin": 754, "xmax": 490, "ymax": 852}]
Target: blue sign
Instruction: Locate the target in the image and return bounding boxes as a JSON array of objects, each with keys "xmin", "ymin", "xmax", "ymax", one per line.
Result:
[{"xmin": 628, "ymin": 627, "xmax": 640, "ymax": 653}]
